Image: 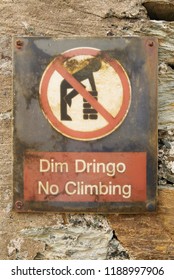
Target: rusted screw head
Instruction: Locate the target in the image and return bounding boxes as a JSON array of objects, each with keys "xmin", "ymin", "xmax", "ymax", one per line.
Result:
[
  {"xmin": 15, "ymin": 201, "xmax": 23, "ymax": 209},
  {"xmin": 16, "ymin": 40, "xmax": 23, "ymax": 49},
  {"xmin": 148, "ymin": 41, "xmax": 154, "ymax": 47}
]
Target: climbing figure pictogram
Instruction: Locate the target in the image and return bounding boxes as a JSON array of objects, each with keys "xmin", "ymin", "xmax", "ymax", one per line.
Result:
[
  {"xmin": 39, "ymin": 47, "xmax": 131, "ymax": 141},
  {"xmin": 60, "ymin": 57, "xmax": 101, "ymax": 120}
]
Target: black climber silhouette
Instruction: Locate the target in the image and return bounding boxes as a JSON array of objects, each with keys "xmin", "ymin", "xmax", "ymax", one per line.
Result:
[{"xmin": 60, "ymin": 57, "xmax": 101, "ymax": 120}]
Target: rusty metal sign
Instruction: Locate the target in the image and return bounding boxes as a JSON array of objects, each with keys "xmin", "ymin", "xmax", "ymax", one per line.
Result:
[{"xmin": 13, "ymin": 37, "xmax": 158, "ymax": 213}]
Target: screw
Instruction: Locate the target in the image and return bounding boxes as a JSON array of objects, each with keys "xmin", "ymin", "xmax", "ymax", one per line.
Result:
[
  {"xmin": 148, "ymin": 41, "xmax": 154, "ymax": 47},
  {"xmin": 16, "ymin": 40, "xmax": 23, "ymax": 49},
  {"xmin": 146, "ymin": 202, "xmax": 156, "ymax": 212},
  {"xmin": 15, "ymin": 201, "xmax": 23, "ymax": 209}
]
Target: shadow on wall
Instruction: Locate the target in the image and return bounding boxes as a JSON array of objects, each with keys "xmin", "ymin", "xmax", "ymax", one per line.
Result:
[{"xmin": 143, "ymin": 1, "xmax": 174, "ymax": 21}]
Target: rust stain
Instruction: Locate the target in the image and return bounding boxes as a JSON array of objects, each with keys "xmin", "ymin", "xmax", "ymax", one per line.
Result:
[{"xmin": 64, "ymin": 56, "xmax": 103, "ymax": 75}]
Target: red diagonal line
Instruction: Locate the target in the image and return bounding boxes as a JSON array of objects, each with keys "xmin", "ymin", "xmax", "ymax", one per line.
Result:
[{"xmin": 53, "ymin": 59, "xmax": 115, "ymax": 124}]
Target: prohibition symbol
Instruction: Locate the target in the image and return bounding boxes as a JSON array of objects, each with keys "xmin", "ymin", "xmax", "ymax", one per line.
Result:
[{"xmin": 39, "ymin": 47, "xmax": 131, "ymax": 141}]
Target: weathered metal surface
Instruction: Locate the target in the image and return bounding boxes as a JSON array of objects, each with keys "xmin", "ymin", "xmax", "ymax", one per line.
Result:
[{"xmin": 13, "ymin": 37, "xmax": 158, "ymax": 213}]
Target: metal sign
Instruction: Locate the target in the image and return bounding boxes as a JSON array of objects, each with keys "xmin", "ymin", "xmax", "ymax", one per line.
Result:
[{"xmin": 13, "ymin": 37, "xmax": 158, "ymax": 213}]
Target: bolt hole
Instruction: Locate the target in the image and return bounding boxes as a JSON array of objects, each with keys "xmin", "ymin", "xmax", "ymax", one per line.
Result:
[
  {"xmin": 15, "ymin": 201, "xmax": 23, "ymax": 209},
  {"xmin": 16, "ymin": 40, "xmax": 23, "ymax": 49},
  {"xmin": 149, "ymin": 41, "xmax": 154, "ymax": 47}
]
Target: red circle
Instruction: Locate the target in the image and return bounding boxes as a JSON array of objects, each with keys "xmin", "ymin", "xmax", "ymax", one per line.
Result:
[{"xmin": 39, "ymin": 48, "xmax": 131, "ymax": 140}]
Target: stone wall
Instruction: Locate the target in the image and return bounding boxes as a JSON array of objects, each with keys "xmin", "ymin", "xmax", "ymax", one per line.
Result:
[{"xmin": 0, "ymin": 0, "xmax": 174, "ymax": 259}]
